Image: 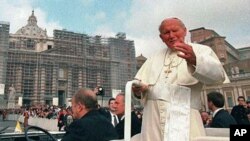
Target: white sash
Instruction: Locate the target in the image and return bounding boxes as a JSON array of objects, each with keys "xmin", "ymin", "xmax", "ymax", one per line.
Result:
[{"xmin": 149, "ymin": 80, "xmax": 191, "ymax": 141}]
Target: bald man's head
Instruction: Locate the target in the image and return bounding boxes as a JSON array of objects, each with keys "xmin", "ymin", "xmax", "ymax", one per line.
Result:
[
  {"xmin": 159, "ymin": 18, "xmax": 186, "ymax": 33},
  {"xmin": 73, "ymin": 88, "xmax": 97, "ymax": 109}
]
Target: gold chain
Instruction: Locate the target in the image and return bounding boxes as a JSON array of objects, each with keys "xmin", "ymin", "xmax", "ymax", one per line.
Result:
[{"xmin": 164, "ymin": 51, "xmax": 183, "ymax": 77}]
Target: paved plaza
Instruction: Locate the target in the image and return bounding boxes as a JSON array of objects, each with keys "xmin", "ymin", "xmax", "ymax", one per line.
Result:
[{"xmin": 0, "ymin": 119, "xmax": 16, "ymax": 133}]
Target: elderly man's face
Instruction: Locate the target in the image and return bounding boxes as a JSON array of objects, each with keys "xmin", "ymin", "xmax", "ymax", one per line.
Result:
[
  {"xmin": 114, "ymin": 95, "xmax": 125, "ymax": 117},
  {"xmin": 71, "ymin": 97, "xmax": 81, "ymax": 119},
  {"xmin": 201, "ymin": 112, "xmax": 209, "ymax": 121},
  {"xmin": 159, "ymin": 19, "xmax": 186, "ymax": 49}
]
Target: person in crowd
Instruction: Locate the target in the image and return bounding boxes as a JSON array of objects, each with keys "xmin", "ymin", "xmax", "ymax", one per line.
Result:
[
  {"xmin": 2, "ymin": 110, "xmax": 7, "ymax": 121},
  {"xmin": 132, "ymin": 17, "xmax": 228, "ymax": 141},
  {"xmin": 23, "ymin": 108, "xmax": 29, "ymax": 128},
  {"xmin": 109, "ymin": 98, "xmax": 119, "ymax": 126},
  {"xmin": 231, "ymin": 96, "xmax": 249, "ymax": 124},
  {"xmin": 207, "ymin": 91, "xmax": 236, "ymax": 128},
  {"xmin": 247, "ymin": 100, "xmax": 250, "ymax": 109},
  {"xmin": 246, "ymin": 101, "xmax": 250, "ymax": 122},
  {"xmin": 57, "ymin": 108, "xmax": 67, "ymax": 131},
  {"xmin": 200, "ymin": 111, "xmax": 211, "ymax": 127},
  {"xmin": 102, "ymin": 98, "xmax": 119, "ymax": 127},
  {"xmin": 61, "ymin": 88, "xmax": 118, "ymax": 141},
  {"xmin": 46, "ymin": 109, "xmax": 54, "ymax": 119},
  {"xmin": 114, "ymin": 93, "xmax": 141, "ymax": 139},
  {"xmin": 64, "ymin": 108, "xmax": 73, "ymax": 131}
]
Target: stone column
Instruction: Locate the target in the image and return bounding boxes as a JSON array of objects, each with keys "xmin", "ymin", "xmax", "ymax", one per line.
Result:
[
  {"xmin": 67, "ymin": 68, "xmax": 72, "ymax": 98},
  {"xmin": 233, "ymin": 85, "xmax": 239, "ymax": 98},
  {"xmin": 16, "ymin": 66, "xmax": 22, "ymax": 98},
  {"xmin": 40, "ymin": 67, "xmax": 45, "ymax": 104},
  {"xmin": 78, "ymin": 70, "xmax": 83, "ymax": 88},
  {"xmin": 52, "ymin": 66, "xmax": 58, "ymax": 97},
  {"xmin": 7, "ymin": 85, "xmax": 16, "ymax": 109},
  {"xmin": 82, "ymin": 68, "xmax": 87, "ymax": 88},
  {"xmin": 33, "ymin": 67, "xmax": 39, "ymax": 104}
]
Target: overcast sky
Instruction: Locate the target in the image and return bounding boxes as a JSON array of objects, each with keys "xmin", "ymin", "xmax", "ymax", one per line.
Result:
[{"xmin": 1, "ymin": 0, "xmax": 250, "ymax": 57}]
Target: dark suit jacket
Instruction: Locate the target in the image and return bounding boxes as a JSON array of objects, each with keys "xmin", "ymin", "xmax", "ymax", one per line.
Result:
[
  {"xmin": 115, "ymin": 111, "xmax": 142, "ymax": 139},
  {"xmin": 62, "ymin": 110, "xmax": 118, "ymax": 141},
  {"xmin": 231, "ymin": 105, "xmax": 249, "ymax": 125},
  {"xmin": 98, "ymin": 108, "xmax": 112, "ymax": 121},
  {"xmin": 210, "ymin": 109, "xmax": 237, "ymax": 128},
  {"xmin": 57, "ymin": 114, "xmax": 67, "ymax": 128},
  {"xmin": 98, "ymin": 108, "xmax": 119, "ymax": 126}
]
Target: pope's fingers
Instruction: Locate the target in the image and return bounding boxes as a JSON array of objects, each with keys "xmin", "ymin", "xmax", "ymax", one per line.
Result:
[
  {"xmin": 173, "ymin": 42, "xmax": 189, "ymax": 49},
  {"xmin": 174, "ymin": 46, "xmax": 188, "ymax": 54},
  {"xmin": 132, "ymin": 86, "xmax": 141, "ymax": 92},
  {"xmin": 174, "ymin": 46, "xmax": 196, "ymax": 65},
  {"xmin": 174, "ymin": 43, "xmax": 192, "ymax": 51},
  {"xmin": 132, "ymin": 85, "xmax": 140, "ymax": 90},
  {"xmin": 132, "ymin": 83, "xmax": 149, "ymax": 93},
  {"xmin": 141, "ymin": 84, "xmax": 149, "ymax": 92}
]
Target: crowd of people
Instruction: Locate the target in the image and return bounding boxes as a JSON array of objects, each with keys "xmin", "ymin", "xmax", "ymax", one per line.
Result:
[
  {"xmin": 201, "ymin": 94, "xmax": 250, "ymax": 128},
  {"xmin": 0, "ymin": 104, "xmax": 74, "ymax": 130},
  {"xmin": 0, "ymin": 96, "xmax": 143, "ymax": 135},
  {"xmin": 0, "ymin": 105, "xmax": 60, "ymax": 119}
]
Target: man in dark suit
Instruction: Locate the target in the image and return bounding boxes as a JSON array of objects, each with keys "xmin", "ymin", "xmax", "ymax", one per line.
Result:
[
  {"xmin": 61, "ymin": 88, "xmax": 118, "ymax": 141},
  {"xmin": 231, "ymin": 96, "xmax": 249, "ymax": 125},
  {"xmin": 99, "ymin": 98, "xmax": 119, "ymax": 127},
  {"xmin": 207, "ymin": 91, "xmax": 237, "ymax": 128},
  {"xmin": 114, "ymin": 93, "xmax": 141, "ymax": 139},
  {"xmin": 247, "ymin": 101, "xmax": 250, "ymax": 122},
  {"xmin": 57, "ymin": 108, "xmax": 67, "ymax": 131}
]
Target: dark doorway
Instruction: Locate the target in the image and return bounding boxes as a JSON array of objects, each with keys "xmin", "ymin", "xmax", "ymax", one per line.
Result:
[
  {"xmin": 58, "ymin": 90, "xmax": 65, "ymax": 106},
  {"xmin": 45, "ymin": 100, "xmax": 52, "ymax": 105},
  {"xmin": 23, "ymin": 99, "xmax": 31, "ymax": 107}
]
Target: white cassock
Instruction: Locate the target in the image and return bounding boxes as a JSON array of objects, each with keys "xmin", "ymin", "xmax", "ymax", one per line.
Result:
[{"xmin": 133, "ymin": 43, "xmax": 229, "ymax": 141}]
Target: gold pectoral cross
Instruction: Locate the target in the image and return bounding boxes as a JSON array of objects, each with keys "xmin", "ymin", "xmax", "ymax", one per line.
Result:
[
  {"xmin": 164, "ymin": 69, "xmax": 172, "ymax": 77},
  {"xmin": 163, "ymin": 54, "xmax": 183, "ymax": 78},
  {"xmin": 164, "ymin": 61, "xmax": 172, "ymax": 77},
  {"xmin": 164, "ymin": 69, "xmax": 172, "ymax": 74}
]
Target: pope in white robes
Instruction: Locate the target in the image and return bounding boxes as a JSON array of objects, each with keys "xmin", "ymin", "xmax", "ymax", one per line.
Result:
[{"xmin": 132, "ymin": 18, "xmax": 229, "ymax": 141}]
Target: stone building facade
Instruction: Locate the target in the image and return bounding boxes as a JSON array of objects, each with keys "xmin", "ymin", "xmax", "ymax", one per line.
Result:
[
  {"xmin": 0, "ymin": 21, "xmax": 10, "ymax": 108},
  {"xmin": 1, "ymin": 11, "xmax": 136, "ymax": 107},
  {"xmin": 190, "ymin": 27, "xmax": 250, "ymax": 111}
]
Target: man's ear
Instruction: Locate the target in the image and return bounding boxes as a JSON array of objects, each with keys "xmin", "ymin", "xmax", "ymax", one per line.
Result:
[
  {"xmin": 77, "ymin": 103, "xmax": 83, "ymax": 111},
  {"xmin": 184, "ymin": 27, "xmax": 187, "ymax": 36}
]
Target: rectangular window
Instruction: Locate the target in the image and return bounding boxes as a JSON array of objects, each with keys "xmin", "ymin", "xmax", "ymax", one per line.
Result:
[
  {"xmin": 245, "ymin": 90, "xmax": 250, "ymax": 101},
  {"xmin": 27, "ymin": 39, "xmax": 35, "ymax": 48},
  {"xmin": 59, "ymin": 68, "xmax": 64, "ymax": 78},
  {"xmin": 48, "ymin": 45, "xmax": 52, "ymax": 50},
  {"xmin": 227, "ymin": 96, "xmax": 234, "ymax": 107},
  {"xmin": 225, "ymin": 91, "xmax": 234, "ymax": 108},
  {"xmin": 247, "ymin": 96, "xmax": 250, "ymax": 101}
]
